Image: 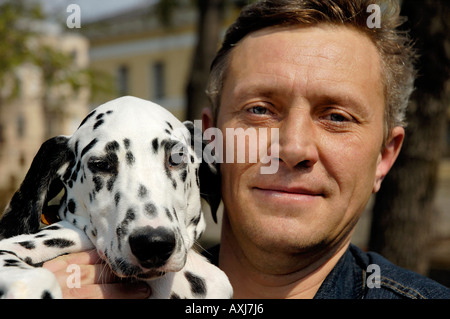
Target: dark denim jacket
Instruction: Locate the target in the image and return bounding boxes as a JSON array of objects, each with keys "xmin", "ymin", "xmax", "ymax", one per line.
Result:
[
  {"xmin": 205, "ymin": 244, "xmax": 450, "ymax": 299},
  {"xmin": 315, "ymin": 244, "xmax": 450, "ymax": 299}
]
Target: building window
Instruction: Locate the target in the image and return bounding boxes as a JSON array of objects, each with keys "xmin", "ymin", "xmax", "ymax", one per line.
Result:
[
  {"xmin": 152, "ymin": 61, "xmax": 165, "ymax": 100},
  {"xmin": 117, "ymin": 65, "xmax": 129, "ymax": 96},
  {"xmin": 17, "ymin": 114, "xmax": 25, "ymax": 138}
]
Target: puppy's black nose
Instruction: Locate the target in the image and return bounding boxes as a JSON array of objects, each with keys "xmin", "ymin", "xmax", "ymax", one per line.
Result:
[{"xmin": 129, "ymin": 226, "xmax": 176, "ymax": 268}]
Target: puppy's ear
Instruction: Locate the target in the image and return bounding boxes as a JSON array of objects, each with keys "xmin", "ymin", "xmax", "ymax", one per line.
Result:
[
  {"xmin": 0, "ymin": 136, "xmax": 73, "ymax": 238},
  {"xmin": 183, "ymin": 121, "xmax": 221, "ymax": 223}
]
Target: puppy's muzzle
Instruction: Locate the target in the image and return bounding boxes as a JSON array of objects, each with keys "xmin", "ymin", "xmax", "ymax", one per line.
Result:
[{"xmin": 129, "ymin": 226, "xmax": 176, "ymax": 268}]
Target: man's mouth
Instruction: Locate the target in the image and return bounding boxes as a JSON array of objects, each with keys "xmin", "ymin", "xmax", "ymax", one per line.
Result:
[
  {"xmin": 252, "ymin": 185, "xmax": 325, "ymax": 204},
  {"xmin": 254, "ymin": 185, "xmax": 324, "ymax": 195}
]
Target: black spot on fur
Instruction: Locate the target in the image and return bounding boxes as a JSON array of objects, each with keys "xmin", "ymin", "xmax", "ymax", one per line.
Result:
[
  {"xmin": 96, "ymin": 113, "xmax": 104, "ymax": 120},
  {"xmin": 138, "ymin": 185, "xmax": 148, "ymax": 198},
  {"xmin": 184, "ymin": 271, "xmax": 206, "ymax": 297},
  {"xmin": 17, "ymin": 241, "xmax": 36, "ymax": 250},
  {"xmin": 93, "ymin": 119, "xmax": 104, "ymax": 130},
  {"xmin": 23, "ymin": 257, "xmax": 33, "ymax": 265},
  {"xmin": 67, "ymin": 199, "xmax": 76, "ymax": 214},
  {"xmin": 112, "ymin": 257, "xmax": 140, "ymax": 276},
  {"xmin": 74, "ymin": 140, "xmax": 79, "ymax": 157},
  {"xmin": 126, "ymin": 151, "xmax": 135, "ymax": 165},
  {"xmin": 152, "ymin": 138, "xmax": 159, "ymax": 154},
  {"xmin": 116, "ymin": 226, "xmax": 126, "ymax": 245},
  {"xmin": 41, "ymin": 291, "xmax": 53, "ymax": 299},
  {"xmin": 0, "ymin": 250, "xmax": 16, "ymax": 256},
  {"xmin": 170, "ymin": 293, "xmax": 180, "ymax": 299},
  {"xmin": 165, "ymin": 129, "xmax": 171, "ymax": 135},
  {"xmin": 116, "ymin": 209, "xmax": 136, "ymax": 249},
  {"xmin": 78, "ymin": 110, "xmax": 96, "ymax": 129},
  {"xmin": 195, "ymin": 168, "xmax": 200, "ymax": 188},
  {"xmin": 105, "ymin": 141, "xmax": 120, "ymax": 153},
  {"xmin": 123, "ymin": 138, "xmax": 131, "ymax": 149},
  {"xmin": 181, "ymin": 169, "xmax": 187, "ymax": 183},
  {"xmin": 124, "ymin": 209, "xmax": 136, "ymax": 222},
  {"xmin": 165, "ymin": 208, "xmax": 173, "ymax": 222},
  {"xmin": 63, "ymin": 158, "xmax": 76, "ymax": 183},
  {"xmin": 70, "ymin": 161, "xmax": 81, "ymax": 182},
  {"xmin": 43, "ymin": 238, "xmax": 75, "ymax": 248},
  {"xmin": 172, "ymin": 207, "xmax": 179, "ymax": 221},
  {"xmin": 44, "ymin": 225, "xmax": 61, "ymax": 231},
  {"xmin": 93, "ymin": 176, "xmax": 103, "ymax": 192},
  {"xmin": 115, "ymin": 192, "xmax": 121, "ymax": 206},
  {"xmin": 107, "ymin": 175, "xmax": 117, "ymax": 191},
  {"xmin": 81, "ymin": 138, "xmax": 98, "ymax": 159},
  {"xmin": 190, "ymin": 214, "xmax": 201, "ymax": 227},
  {"xmin": 106, "ymin": 110, "xmax": 113, "ymax": 115},
  {"xmin": 4, "ymin": 259, "xmax": 20, "ymax": 267},
  {"xmin": 144, "ymin": 202, "xmax": 157, "ymax": 218},
  {"xmin": 166, "ymin": 121, "xmax": 173, "ymax": 130}
]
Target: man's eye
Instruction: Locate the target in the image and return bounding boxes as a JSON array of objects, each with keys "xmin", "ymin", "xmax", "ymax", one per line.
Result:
[
  {"xmin": 248, "ymin": 106, "xmax": 268, "ymax": 115},
  {"xmin": 329, "ymin": 113, "xmax": 349, "ymax": 122}
]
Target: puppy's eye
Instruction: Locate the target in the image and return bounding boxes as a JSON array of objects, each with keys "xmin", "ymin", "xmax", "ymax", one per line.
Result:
[
  {"xmin": 88, "ymin": 157, "xmax": 115, "ymax": 174},
  {"xmin": 168, "ymin": 146, "xmax": 187, "ymax": 168}
]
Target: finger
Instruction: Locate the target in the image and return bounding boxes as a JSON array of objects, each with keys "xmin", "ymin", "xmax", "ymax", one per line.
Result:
[
  {"xmin": 43, "ymin": 250, "xmax": 152, "ymax": 299},
  {"xmin": 43, "ymin": 250, "xmax": 102, "ymax": 272},
  {"xmin": 50, "ymin": 263, "xmax": 119, "ymax": 289},
  {"xmin": 63, "ymin": 282, "xmax": 151, "ymax": 299}
]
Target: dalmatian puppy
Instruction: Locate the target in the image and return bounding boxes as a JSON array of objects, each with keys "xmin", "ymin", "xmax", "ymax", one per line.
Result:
[{"xmin": 0, "ymin": 96, "xmax": 231, "ymax": 299}]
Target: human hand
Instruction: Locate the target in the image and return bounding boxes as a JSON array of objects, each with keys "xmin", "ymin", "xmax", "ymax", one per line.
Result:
[{"xmin": 42, "ymin": 250, "xmax": 151, "ymax": 299}]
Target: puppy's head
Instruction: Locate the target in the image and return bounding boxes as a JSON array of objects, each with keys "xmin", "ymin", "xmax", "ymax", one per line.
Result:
[
  {"xmin": 0, "ymin": 96, "xmax": 220, "ymax": 279},
  {"xmin": 61, "ymin": 96, "xmax": 218, "ymax": 278}
]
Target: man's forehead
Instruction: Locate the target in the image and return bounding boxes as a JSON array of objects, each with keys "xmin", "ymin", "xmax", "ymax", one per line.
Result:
[
  {"xmin": 232, "ymin": 25, "xmax": 380, "ymax": 74},
  {"xmin": 226, "ymin": 24, "xmax": 384, "ymax": 105}
]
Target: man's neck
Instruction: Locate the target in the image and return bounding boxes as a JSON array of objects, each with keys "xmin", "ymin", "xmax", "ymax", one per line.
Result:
[{"xmin": 218, "ymin": 220, "xmax": 351, "ymax": 299}]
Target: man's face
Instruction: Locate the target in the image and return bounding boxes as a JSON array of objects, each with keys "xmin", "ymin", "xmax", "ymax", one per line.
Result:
[{"xmin": 214, "ymin": 25, "xmax": 403, "ymax": 259}]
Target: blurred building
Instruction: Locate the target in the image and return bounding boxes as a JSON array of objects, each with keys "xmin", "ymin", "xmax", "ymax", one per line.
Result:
[
  {"xmin": 0, "ymin": 27, "xmax": 90, "ymax": 210},
  {"xmin": 82, "ymin": 2, "xmax": 234, "ymax": 120}
]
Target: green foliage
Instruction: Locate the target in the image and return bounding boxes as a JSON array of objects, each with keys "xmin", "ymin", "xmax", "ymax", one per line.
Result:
[
  {"xmin": 0, "ymin": 0, "xmax": 112, "ymax": 104},
  {"xmin": 0, "ymin": 1, "xmax": 42, "ymax": 100}
]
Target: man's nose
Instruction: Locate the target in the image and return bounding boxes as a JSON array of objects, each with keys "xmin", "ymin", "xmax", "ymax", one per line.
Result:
[{"xmin": 277, "ymin": 108, "xmax": 319, "ymax": 169}]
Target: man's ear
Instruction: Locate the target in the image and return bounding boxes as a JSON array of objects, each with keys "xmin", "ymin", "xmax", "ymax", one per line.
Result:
[
  {"xmin": 201, "ymin": 107, "xmax": 214, "ymax": 131},
  {"xmin": 373, "ymin": 126, "xmax": 405, "ymax": 193}
]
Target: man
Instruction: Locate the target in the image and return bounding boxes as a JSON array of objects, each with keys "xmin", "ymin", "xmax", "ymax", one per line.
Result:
[{"xmin": 44, "ymin": 0, "xmax": 450, "ymax": 298}]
